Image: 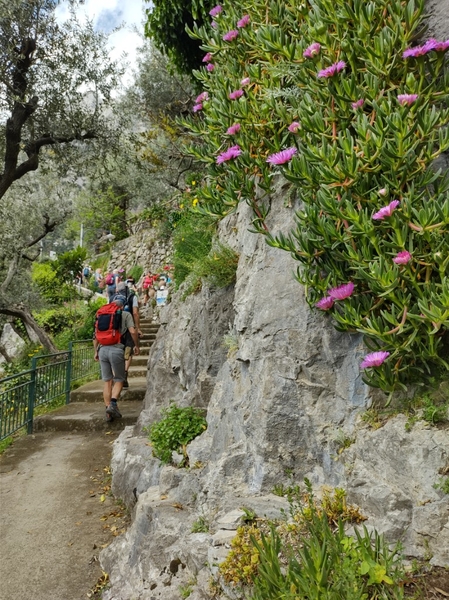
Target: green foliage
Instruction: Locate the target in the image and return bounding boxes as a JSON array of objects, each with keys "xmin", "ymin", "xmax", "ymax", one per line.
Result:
[
  {"xmin": 413, "ymin": 392, "xmax": 448, "ymax": 425},
  {"xmin": 172, "ymin": 210, "xmax": 238, "ymax": 296},
  {"xmin": 146, "ymin": 403, "xmax": 207, "ymax": 465},
  {"xmin": 172, "ymin": 212, "xmax": 215, "ymax": 285},
  {"xmin": 126, "ymin": 265, "xmax": 143, "ymax": 283},
  {"xmin": 191, "ymin": 515, "xmax": 209, "ymax": 533},
  {"xmin": 54, "ymin": 247, "xmax": 88, "ymax": 284},
  {"xmin": 0, "ymin": 435, "xmax": 14, "ymax": 454},
  {"xmin": 433, "ymin": 477, "xmax": 449, "ymax": 494},
  {"xmin": 220, "ymin": 482, "xmax": 403, "ymax": 598},
  {"xmin": 181, "ymin": 0, "xmax": 449, "ymax": 398},
  {"xmin": 144, "ymin": 0, "xmax": 216, "ymax": 75},
  {"xmin": 31, "ymin": 262, "xmax": 74, "ymax": 304}
]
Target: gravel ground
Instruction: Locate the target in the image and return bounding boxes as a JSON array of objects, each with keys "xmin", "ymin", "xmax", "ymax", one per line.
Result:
[{"xmin": 0, "ymin": 431, "xmax": 128, "ymax": 600}]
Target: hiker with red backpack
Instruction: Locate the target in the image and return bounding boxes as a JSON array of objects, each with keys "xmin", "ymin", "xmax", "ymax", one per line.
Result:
[{"xmin": 93, "ymin": 295, "xmax": 140, "ymax": 422}]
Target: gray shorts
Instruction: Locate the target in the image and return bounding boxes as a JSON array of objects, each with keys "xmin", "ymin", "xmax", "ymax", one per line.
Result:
[{"xmin": 98, "ymin": 344, "xmax": 126, "ymax": 382}]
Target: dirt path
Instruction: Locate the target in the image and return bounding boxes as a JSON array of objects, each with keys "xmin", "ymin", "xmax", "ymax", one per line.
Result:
[{"xmin": 0, "ymin": 431, "xmax": 128, "ymax": 600}]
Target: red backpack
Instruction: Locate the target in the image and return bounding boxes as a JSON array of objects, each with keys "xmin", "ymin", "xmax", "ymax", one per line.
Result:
[
  {"xmin": 104, "ymin": 273, "xmax": 114, "ymax": 285},
  {"xmin": 95, "ymin": 304, "xmax": 122, "ymax": 346}
]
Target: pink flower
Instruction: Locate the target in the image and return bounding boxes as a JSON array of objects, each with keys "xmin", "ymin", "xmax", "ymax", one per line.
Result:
[
  {"xmin": 223, "ymin": 30, "xmax": 239, "ymax": 41},
  {"xmin": 216, "ymin": 145, "xmax": 242, "ymax": 164},
  {"xmin": 237, "ymin": 14, "xmax": 250, "ymax": 28},
  {"xmin": 229, "ymin": 89, "xmax": 244, "ymax": 100},
  {"xmin": 240, "ymin": 77, "xmax": 250, "ymax": 86},
  {"xmin": 378, "ymin": 188, "xmax": 387, "ymax": 196},
  {"xmin": 351, "ymin": 98, "xmax": 364, "ymax": 110},
  {"xmin": 266, "ymin": 147, "xmax": 297, "ymax": 165},
  {"xmin": 403, "ymin": 39, "xmax": 449, "ymax": 57},
  {"xmin": 316, "ymin": 296, "xmax": 334, "ymax": 310},
  {"xmin": 206, "ymin": 63, "xmax": 215, "ymax": 72},
  {"xmin": 328, "ymin": 282, "xmax": 355, "ymax": 300},
  {"xmin": 303, "ymin": 42, "xmax": 321, "ymax": 58},
  {"xmin": 432, "ymin": 39, "xmax": 449, "ymax": 51},
  {"xmin": 209, "ymin": 5, "xmax": 222, "ymax": 17},
  {"xmin": 211, "ymin": 20, "xmax": 218, "ymax": 29},
  {"xmin": 288, "ymin": 121, "xmax": 301, "ymax": 133},
  {"xmin": 398, "ymin": 94, "xmax": 418, "ymax": 106},
  {"xmin": 193, "ymin": 103, "xmax": 203, "ymax": 112},
  {"xmin": 393, "ymin": 251, "xmax": 412, "ymax": 265},
  {"xmin": 226, "ymin": 123, "xmax": 241, "ymax": 135},
  {"xmin": 202, "ymin": 53, "xmax": 213, "ymax": 63},
  {"xmin": 195, "ymin": 92, "xmax": 209, "ymax": 103},
  {"xmin": 318, "ymin": 60, "xmax": 346, "ymax": 78},
  {"xmin": 372, "ymin": 200, "xmax": 400, "ymax": 220},
  {"xmin": 360, "ymin": 351, "xmax": 390, "ymax": 369}
]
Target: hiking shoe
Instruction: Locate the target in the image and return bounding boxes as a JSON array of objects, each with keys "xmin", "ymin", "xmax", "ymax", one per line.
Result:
[
  {"xmin": 105, "ymin": 409, "xmax": 114, "ymax": 423},
  {"xmin": 106, "ymin": 401, "xmax": 122, "ymax": 419},
  {"xmin": 122, "ymin": 378, "xmax": 129, "ymax": 389}
]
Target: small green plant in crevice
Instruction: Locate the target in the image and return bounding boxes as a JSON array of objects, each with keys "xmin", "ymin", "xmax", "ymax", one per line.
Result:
[
  {"xmin": 191, "ymin": 515, "xmax": 209, "ymax": 533},
  {"xmin": 0, "ymin": 435, "xmax": 14, "ymax": 454},
  {"xmin": 360, "ymin": 409, "xmax": 385, "ymax": 430},
  {"xmin": 407, "ymin": 392, "xmax": 449, "ymax": 427},
  {"xmin": 179, "ymin": 582, "xmax": 194, "ymax": 599},
  {"xmin": 433, "ymin": 477, "xmax": 449, "ymax": 494},
  {"xmin": 333, "ymin": 429, "xmax": 356, "ymax": 454},
  {"xmin": 240, "ymin": 506, "xmax": 258, "ymax": 524},
  {"xmin": 222, "ymin": 330, "xmax": 239, "ymax": 358},
  {"xmin": 145, "ymin": 403, "xmax": 207, "ymax": 466},
  {"xmin": 272, "ymin": 483, "xmax": 301, "ymax": 498}
]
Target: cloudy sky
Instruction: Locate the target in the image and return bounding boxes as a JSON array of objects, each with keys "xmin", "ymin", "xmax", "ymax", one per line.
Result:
[{"xmin": 57, "ymin": 0, "xmax": 150, "ymax": 79}]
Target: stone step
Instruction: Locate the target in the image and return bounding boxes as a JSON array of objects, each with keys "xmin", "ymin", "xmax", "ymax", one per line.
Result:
[
  {"xmin": 128, "ymin": 365, "xmax": 148, "ymax": 377},
  {"xmin": 33, "ymin": 400, "xmax": 142, "ymax": 433},
  {"xmin": 70, "ymin": 377, "xmax": 147, "ymax": 403},
  {"xmin": 131, "ymin": 355, "xmax": 148, "ymax": 366}
]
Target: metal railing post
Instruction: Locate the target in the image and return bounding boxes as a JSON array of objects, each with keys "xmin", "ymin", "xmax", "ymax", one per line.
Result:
[
  {"xmin": 65, "ymin": 342, "xmax": 73, "ymax": 405},
  {"xmin": 27, "ymin": 357, "xmax": 37, "ymax": 434}
]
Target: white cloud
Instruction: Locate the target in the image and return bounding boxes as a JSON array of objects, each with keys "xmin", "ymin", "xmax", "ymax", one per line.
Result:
[{"xmin": 57, "ymin": 0, "xmax": 149, "ymax": 84}]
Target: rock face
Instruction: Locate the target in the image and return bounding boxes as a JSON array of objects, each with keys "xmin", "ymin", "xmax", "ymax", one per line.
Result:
[{"xmin": 100, "ymin": 188, "xmax": 449, "ymax": 599}]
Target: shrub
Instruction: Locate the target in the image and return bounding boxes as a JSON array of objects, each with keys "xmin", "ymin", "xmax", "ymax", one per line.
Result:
[
  {"xmin": 31, "ymin": 262, "xmax": 74, "ymax": 304},
  {"xmin": 219, "ymin": 482, "xmax": 404, "ymax": 598},
  {"xmin": 182, "ymin": 0, "xmax": 449, "ymax": 399},
  {"xmin": 172, "ymin": 212, "xmax": 215, "ymax": 286},
  {"xmin": 146, "ymin": 404, "xmax": 207, "ymax": 465}
]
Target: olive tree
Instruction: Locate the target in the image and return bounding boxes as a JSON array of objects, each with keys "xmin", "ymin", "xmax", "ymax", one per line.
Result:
[{"xmin": 0, "ymin": 0, "xmax": 124, "ymax": 351}]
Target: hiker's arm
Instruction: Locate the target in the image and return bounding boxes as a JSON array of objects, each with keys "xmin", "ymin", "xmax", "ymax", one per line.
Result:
[
  {"xmin": 128, "ymin": 326, "xmax": 140, "ymax": 355},
  {"xmin": 132, "ymin": 305, "xmax": 141, "ymax": 335},
  {"xmin": 93, "ymin": 338, "xmax": 99, "ymax": 361}
]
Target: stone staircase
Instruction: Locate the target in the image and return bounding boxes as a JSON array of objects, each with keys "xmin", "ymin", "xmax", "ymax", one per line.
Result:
[{"xmin": 33, "ymin": 317, "xmax": 159, "ymax": 433}]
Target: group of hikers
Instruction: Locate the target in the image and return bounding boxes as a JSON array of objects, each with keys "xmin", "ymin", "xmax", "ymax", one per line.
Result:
[{"xmin": 92, "ymin": 266, "xmax": 172, "ymax": 422}]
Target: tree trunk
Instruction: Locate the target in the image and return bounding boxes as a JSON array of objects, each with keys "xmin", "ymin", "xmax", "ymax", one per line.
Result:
[{"xmin": 0, "ymin": 305, "xmax": 58, "ymax": 354}]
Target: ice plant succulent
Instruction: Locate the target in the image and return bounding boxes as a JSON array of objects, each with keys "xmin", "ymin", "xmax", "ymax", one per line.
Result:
[
  {"xmin": 216, "ymin": 145, "xmax": 242, "ymax": 164},
  {"xmin": 202, "ymin": 53, "xmax": 213, "ymax": 63},
  {"xmin": 303, "ymin": 42, "xmax": 321, "ymax": 58},
  {"xmin": 317, "ymin": 60, "xmax": 346, "ymax": 78},
  {"xmin": 206, "ymin": 63, "xmax": 215, "ymax": 72},
  {"xmin": 237, "ymin": 14, "xmax": 250, "ymax": 28},
  {"xmin": 240, "ymin": 77, "xmax": 250, "ymax": 86},
  {"xmin": 226, "ymin": 123, "xmax": 241, "ymax": 135},
  {"xmin": 315, "ymin": 296, "xmax": 334, "ymax": 310},
  {"xmin": 288, "ymin": 121, "xmax": 301, "ymax": 133},
  {"xmin": 209, "ymin": 5, "xmax": 222, "ymax": 17},
  {"xmin": 351, "ymin": 98, "xmax": 364, "ymax": 110},
  {"xmin": 223, "ymin": 30, "xmax": 239, "ymax": 42},
  {"xmin": 328, "ymin": 282, "xmax": 355, "ymax": 300},
  {"xmin": 393, "ymin": 251, "xmax": 412, "ymax": 265},
  {"xmin": 195, "ymin": 92, "xmax": 209, "ymax": 103},
  {"xmin": 360, "ymin": 351, "xmax": 390, "ymax": 369},
  {"xmin": 229, "ymin": 89, "xmax": 244, "ymax": 100},
  {"xmin": 266, "ymin": 147, "xmax": 297, "ymax": 165},
  {"xmin": 372, "ymin": 200, "xmax": 400, "ymax": 220},
  {"xmin": 193, "ymin": 103, "xmax": 203, "ymax": 112},
  {"xmin": 397, "ymin": 94, "xmax": 418, "ymax": 105}
]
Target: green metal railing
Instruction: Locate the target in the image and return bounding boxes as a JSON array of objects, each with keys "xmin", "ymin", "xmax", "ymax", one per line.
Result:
[{"xmin": 0, "ymin": 340, "xmax": 99, "ymax": 441}]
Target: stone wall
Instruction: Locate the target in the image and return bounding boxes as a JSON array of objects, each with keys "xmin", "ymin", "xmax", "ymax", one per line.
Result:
[
  {"xmin": 100, "ymin": 191, "xmax": 448, "ymax": 600},
  {"xmin": 107, "ymin": 226, "xmax": 173, "ymax": 276}
]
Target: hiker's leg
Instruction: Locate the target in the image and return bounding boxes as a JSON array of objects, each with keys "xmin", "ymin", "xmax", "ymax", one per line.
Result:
[
  {"xmin": 109, "ymin": 345, "xmax": 126, "ymax": 400},
  {"xmin": 98, "ymin": 347, "xmax": 114, "ymax": 407},
  {"xmin": 103, "ymin": 379, "xmax": 113, "ymax": 407}
]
